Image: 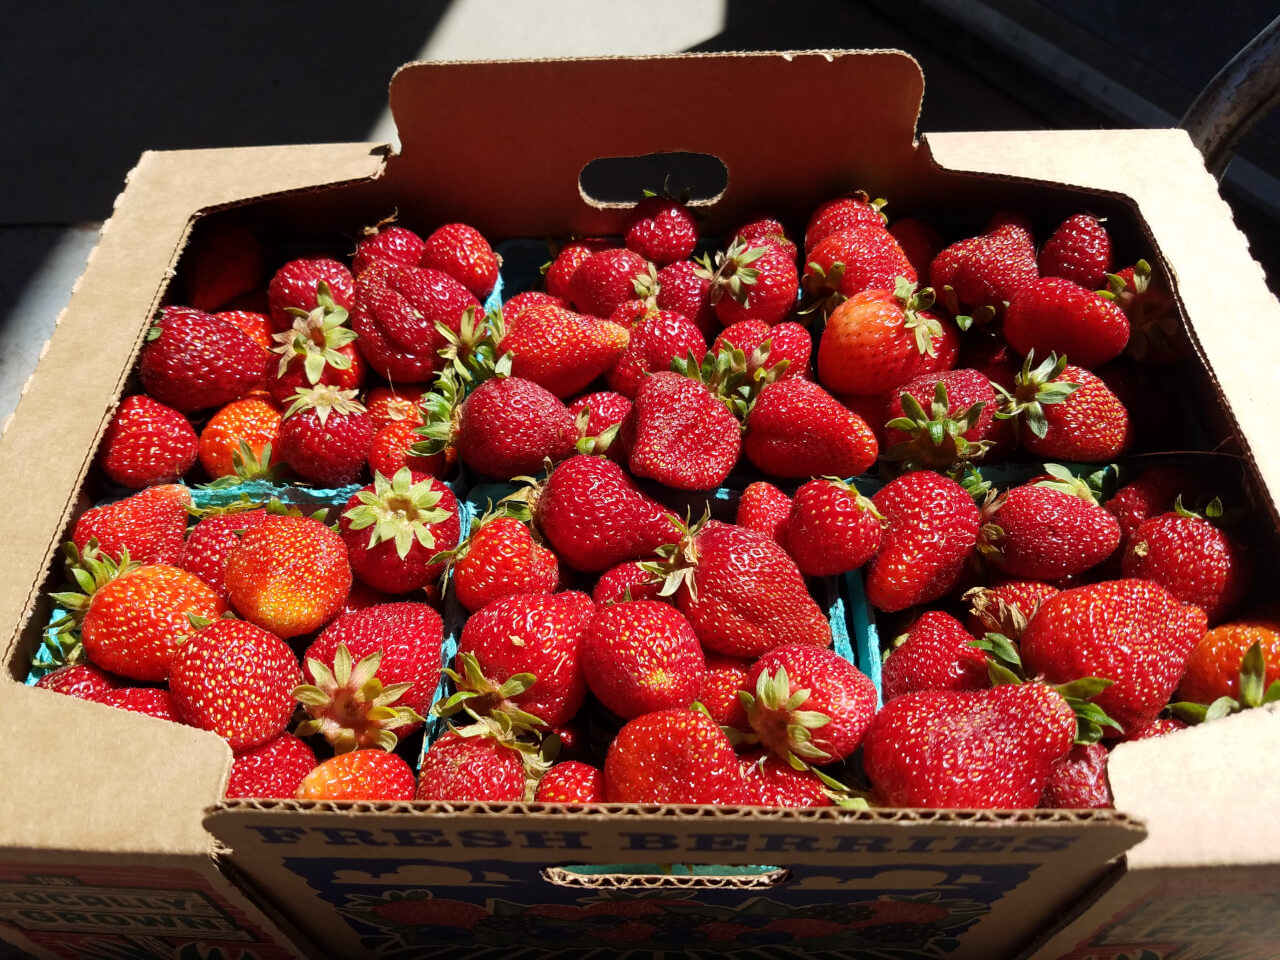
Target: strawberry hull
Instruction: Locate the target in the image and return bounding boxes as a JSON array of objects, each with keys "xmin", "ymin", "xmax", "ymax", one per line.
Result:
[{"xmin": 2, "ymin": 51, "xmax": 1275, "ymax": 960}]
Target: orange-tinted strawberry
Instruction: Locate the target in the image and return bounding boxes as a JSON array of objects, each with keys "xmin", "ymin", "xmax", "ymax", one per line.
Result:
[
  {"xmin": 99, "ymin": 687, "xmax": 184, "ymax": 723},
  {"xmin": 624, "ymin": 195, "xmax": 698, "ymax": 266},
  {"xmin": 714, "ymin": 319, "xmax": 811, "ymax": 380},
  {"xmin": 225, "ymin": 514, "xmax": 352, "ymax": 638},
  {"xmin": 1021, "ymin": 579, "xmax": 1207, "ymax": 734},
  {"xmin": 340, "ymin": 469, "xmax": 459, "ymax": 594},
  {"xmin": 705, "ymin": 239, "xmax": 798, "ymax": 327},
  {"xmin": 180, "ymin": 508, "xmax": 270, "ymax": 599},
  {"xmin": 622, "ymin": 371, "xmax": 741, "ymax": 491},
  {"xmin": 743, "ymin": 645, "xmax": 877, "ymax": 766},
  {"xmin": 656, "ymin": 259, "xmax": 718, "ymax": 338},
  {"xmin": 544, "ymin": 238, "xmax": 611, "ymax": 300},
  {"xmin": 698, "ymin": 653, "xmax": 753, "ymax": 731},
  {"xmin": 888, "ymin": 217, "xmax": 942, "ymax": 278},
  {"xmin": 297, "ymin": 602, "xmax": 443, "ymax": 750},
  {"xmin": 1178, "ymin": 618, "xmax": 1280, "ymax": 705},
  {"xmin": 568, "ymin": 248, "xmax": 650, "ymax": 319},
  {"xmin": 99, "ymin": 395, "xmax": 198, "ymax": 488},
  {"xmin": 352, "ymin": 223, "xmax": 426, "ymax": 277},
  {"xmin": 454, "ymin": 376, "xmax": 577, "ymax": 479},
  {"xmin": 866, "ymin": 471, "xmax": 980, "ymax": 613},
  {"xmin": 503, "ymin": 303, "xmax": 630, "ymax": 398},
  {"xmin": 804, "ymin": 194, "xmax": 887, "ymax": 253},
  {"xmin": 419, "ymin": 223, "xmax": 500, "ymax": 300},
  {"xmin": 1123, "ymin": 507, "xmax": 1250, "ymax": 625},
  {"xmin": 297, "ymin": 750, "xmax": 417, "ymax": 801},
  {"xmin": 535, "ymin": 761, "xmax": 605, "ymax": 803},
  {"xmin": 198, "ymin": 397, "xmax": 282, "ymax": 480},
  {"xmin": 416, "ymin": 730, "xmax": 528, "ymax": 802},
  {"xmin": 606, "ymin": 311, "xmax": 707, "ymax": 398},
  {"xmin": 739, "ymin": 750, "xmax": 832, "ymax": 807},
  {"xmin": 802, "ymin": 224, "xmax": 916, "ymax": 317},
  {"xmin": 582, "ymin": 600, "xmax": 706, "ymax": 719},
  {"xmin": 929, "ymin": 217, "xmax": 1039, "ymax": 323},
  {"xmin": 169, "ymin": 619, "xmax": 300, "ymax": 750},
  {"xmin": 533, "ymin": 456, "xmax": 677, "ymax": 572},
  {"xmin": 35, "ymin": 663, "xmax": 120, "ymax": 702},
  {"xmin": 367, "ymin": 420, "xmax": 450, "ymax": 481},
  {"xmin": 786, "ymin": 478, "xmax": 883, "ymax": 576},
  {"xmin": 278, "ymin": 386, "xmax": 375, "ymax": 486},
  {"xmin": 267, "ymin": 257, "xmax": 355, "ymax": 331},
  {"xmin": 735, "ymin": 481, "xmax": 792, "ymax": 546},
  {"xmin": 72, "ymin": 484, "xmax": 192, "ymax": 566},
  {"xmin": 226, "ymin": 733, "xmax": 317, "ymax": 799},
  {"xmin": 363, "ymin": 385, "xmax": 427, "ymax": 432},
  {"xmin": 882, "ymin": 610, "xmax": 989, "ymax": 701},
  {"xmin": 1039, "ymin": 213, "xmax": 1112, "ymax": 290},
  {"xmin": 452, "ymin": 516, "xmax": 559, "ymax": 613},
  {"xmin": 184, "ymin": 222, "xmax": 265, "ymax": 312},
  {"xmin": 140, "ymin": 307, "xmax": 269, "ymax": 413},
  {"xmin": 743, "ymin": 378, "xmax": 878, "ymax": 478},
  {"xmin": 1004, "ymin": 277, "xmax": 1130, "ymax": 369},
  {"xmin": 604, "ymin": 708, "xmax": 747, "ymax": 804},
  {"xmin": 863, "ymin": 683, "xmax": 1076, "ymax": 808},
  {"xmin": 1040, "ymin": 742, "xmax": 1112, "ymax": 809},
  {"xmin": 81, "ymin": 564, "xmax": 226, "ymax": 681}
]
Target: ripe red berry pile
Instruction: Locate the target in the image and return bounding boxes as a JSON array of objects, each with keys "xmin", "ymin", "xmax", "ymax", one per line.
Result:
[{"xmin": 31, "ymin": 196, "xmax": 1275, "ymax": 810}]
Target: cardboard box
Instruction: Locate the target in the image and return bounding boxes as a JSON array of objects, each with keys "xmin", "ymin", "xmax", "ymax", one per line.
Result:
[{"xmin": 2, "ymin": 50, "xmax": 1275, "ymax": 959}]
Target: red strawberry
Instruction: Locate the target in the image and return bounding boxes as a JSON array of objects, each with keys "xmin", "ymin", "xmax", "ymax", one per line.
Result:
[
  {"xmin": 1040, "ymin": 742, "xmax": 1112, "ymax": 809},
  {"xmin": 452, "ymin": 516, "xmax": 559, "ymax": 612},
  {"xmin": 445, "ymin": 592, "xmax": 595, "ymax": 729},
  {"xmin": 567, "ymin": 391, "xmax": 632, "ymax": 446},
  {"xmin": 964, "ymin": 580, "xmax": 1061, "ymax": 640},
  {"xmin": 582, "ymin": 600, "xmax": 706, "ymax": 719},
  {"xmin": 419, "ymin": 223, "xmax": 500, "ymax": 299},
  {"xmin": 278, "ymin": 386, "xmax": 375, "ymax": 486},
  {"xmin": 866, "ymin": 471, "xmax": 980, "ymax": 613},
  {"xmin": 1179, "ymin": 618, "xmax": 1280, "ymax": 705},
  {"xmin": 817, "ymin": 280, "xmax": 954, "ymax": 397},
  {"xmin": 532, "ymin": 455, "xmax": 677, "ymax": 572},
  {"xmin": 882, "ymin": 611, "xmax": 989, "ymax": 701},
  {"xmin": 735, "ymin": 481, "xmax": 792, "ymax": 545},
  {"xmin": 72, "ymin": 484, "xmax": 191, "ymax": 566},
  {"xmin": 454, "ymin": 376, "xmax": 577, "ymax": 478},
  {"xmin": 226, "ymin": 733, "xmax": 317, "ymax": 800},
  {"xmin": 501, "ymin": 304, "xmax": 630, "ymax": 399},
  {"xmin": 888, "ymin": 217, "xmax": 942, "ymax": 278},
  {"xmin": 998, "ymin": 353, "xmax": 1132, "ymax": 462},
  {"xmin": 1004, "ymin": 277, "xmax": 1129, "ymax": 369},
  {"xmin": 714, "ymin": 319, "xmax": 810, "ymax": 380},
  {"xmin": 544, "ymin": 238, "xmax": 610, "ymax": 300},
  {"xmin": 653, "ymin": 519, "xmax": 831, "ymax": 658},
  {"xmin": 881, "ymin": 369, "xmax": 1006, "ymax": 469},
  {"xmin": 35, "ymin": 663, "xmax": 120, "ymax": 702},
  {"xmin": 367, "ymin": 420, "xmax": 450, "ymax": 480},
  {"xmin": 705, "ymin": 239, "xmax": 798, "ymax": 327},
  {"xmin": 743, "ymin": 379, "xmax": 878, "ymax": 478},
  {"xmin": 268, "ymin": 257, "xmax": 355, "ymax": 331},
  {"xmin": 536, "ymin": 761, "xmax": 605, "ymax": 803},
  {"xmin": 929, "ymin": 217, "xmax": 1039, "ymax": 323},
  {"xmin": 296, "ymin": 750, "xmax": 416, "ymax": 801},
  {"xmin": 99, "ymin": 687, "xmax": 184, "ymax": 723},
  {"xmin": 743, "ymin": 645, "xmax": 877, "ymax": 765},
  {"xmin": 296, "ymin": 602, "xmax": 443, "ymax": 751},
  {"xmin": 786, "ymin": 478, "xmax": 884, "ymax": 576},
  {"xmin": 733, "ymin": 215, "xmax": 798, "ymax": 261},
  {"xmin": 1101, "ymin": 260, "xmax": 1189, "ymax": 364},
  {"xmin": 225, "ymin": 514, "xmax": 352, "ymax": 638},
  {"xmin": 622, "ymin": 371, "xmax": 741, "ymax": 490},
  {"xmin": 197, "ymin": 397, "xmax": 283, "ymax": 480},
  {"xmin": 863, "ymin": 683, "xmax": 1076, "ymax": 807},
  {"xmin": 266, "ymin": 286, "xmax": 366, "ymax": 405},
  {"xmin": 624, "ymin": 195, "xmax": 697, "ymax": 266},
  {"xmin": 801, "ymin": 224, "xmax": 916, "ymax": 316},
  {"xmin": 416, "ymin": 729, "xmax": 528, "ymax": 801},
  {"xmin": 216, "ymin": 309, "xmax": 274, "ymax": 351},
  {"xmin": 180, "ymin": 508, "xmax": 271, "ymax": 599},
  {"xmin": 1039, "ymin": 213, "xmax": 1112, "ymax": 290},
  {"xmin": 606, "ymin": 310, "xmax": 707, "ymax": 398},
  {"xmin": 169, "ymin": 619, "xmax": 300, "ymax": 751},
  {"xmin": 804, "ymin": 193, "xmax": 887, "ymax": 253},
  {"xmin": 184, "ymin": 222, "xmax": 265, "ymax": 312},
  {"xmin": 506, "ymin": 290, "xmax": 568, "ymax": 322},
  {"xmin": 1021, "ymin": 579, "xmax": 1207, "ymax": 734},
  {"xmin": 591, "ymin": 562, "xmax": 661, "ymax": 606},
  {"xmin": 99, "ymin": 395, "xmax": 198, "ymax": 488},
  {"xmin": 340, "ymin": 470, "xmax": 459, "ymax": 594},
  {"xmin": 698, "ymin": 653, "xmax": 753, "ymax": 731},
  {"xmin": 656, "ymin": 259, "xmax": 718, "ymax": 338},
  {"xmin": 1123, "ymin": 717, "xmax": 1189, "ymax": 741},
  {"xmin": 1123, "ymin": 507, "xmax": 1250, "ymax": 624},
  {"xmin": 351, "ymin": 223, "xmax": 426, "ymax": 277},
  {"xmin": 80, "ymin": 564, "xmax": 226, "ymax": 681},
  {"xmin": 364, "ymin": 385, "xmax": 428, "ymax": 431},
  {"xmin": 348, "ymin": 270, "xmax": 451, "ymax": 383},
  {"xmin": 604, "ymin": 709, "xmax": 746, "ymax": 804},
  {"xmin": 740, "ymin": 751, "xmax": 832, "ymax": 808},
  {"xmin": 568, "ymin": 248, "xmax": 650, "ymax": 318},
  {"xmin": 139, "ymin": 307, "xmax": 268, "ymax": 412},
  {"xmin": 982, "ymin": 469, "xmax": 1121, "ymax": 580},
  {"xmin": 1104, "ymin": 465, "xmax": 1210, "ymax": 553}
]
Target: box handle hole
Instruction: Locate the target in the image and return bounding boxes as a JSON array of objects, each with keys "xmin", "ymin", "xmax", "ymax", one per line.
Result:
[{"xmin": 579, "ymin": 153, "xmax": 728, "ymax": 207}]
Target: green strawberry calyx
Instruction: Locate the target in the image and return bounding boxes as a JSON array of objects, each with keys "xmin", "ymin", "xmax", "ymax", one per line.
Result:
[
  {"xmin": 342, "ymin": 467, "xmax": 453, "ymax": 559},
  {"xmin": 293, "ymin": 643, "xmax": 425, "ymax": 753},
  {"xmin": 200, "ymin": 440, "xmax": 288, "ymax": 490},
  {"xmin": 436, "ymin": 306, "xmax": 512, "ymax": 389},
  {"xmin": 450, "ymin": 716, "xmax": 554, "ymax": 800},
  {"xmin": 411, "ymin": 368, "xmax": 466, "ymax": 459},
  {"xmin": 964, "ymin": 586, "xmax": 1042, "ymax": 641},
  {"xmin": 1169, "ymin": 641, "xmax": 1280, "ymax": 724},
  {"xmin": 432, "ymin": 652, "xmax": 548, "ymax": 738},
  {"xmin": 282, "ymin": 384, "xmax": 366, "ymax": 426},
  {"xmin": 638, "ymin": 510, "xmax": 708, "ymax": 602},
  {"xmin": 42, "ymin": 540, "xmax": 143, "ymax": 670},
  {"xmin": 737, "ymin": 665, "xmax": 835, "ymax": 770},
  {"xmin": 699, "ymin": 239, "xmax": 768, "ymax": 308},
  {"xmin": 1034, "ymin": 463, "xmax": 1102, "ymax": 503},
  {"xmin": 993, "ymin": 351, "xmax": 1081, "ymax": 439},
  {"xmin": 275, "ymin": 281, "xmax": 358, "ymax": 384},
  {"xmin": 883, "ymin": 380, "xmax": 993, "ymax": 471},
  {"xmin": 670, "ymin": 345, "xmax": 783, "ymax": 422},
  {"xmin": 573, "ymin": 406, "xmax": 623, "ymax": 457}
]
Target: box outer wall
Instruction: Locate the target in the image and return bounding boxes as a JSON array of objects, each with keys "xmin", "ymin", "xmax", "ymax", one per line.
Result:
[{"xmin": 0, "ymin": 52, "xmax": 1275, "ymax": 959}]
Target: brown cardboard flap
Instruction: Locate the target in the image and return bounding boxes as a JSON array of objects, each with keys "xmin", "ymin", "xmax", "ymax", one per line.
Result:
[{"xmin": 384, "ymin": 51, "xmax": 928, "ymax": 237}]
